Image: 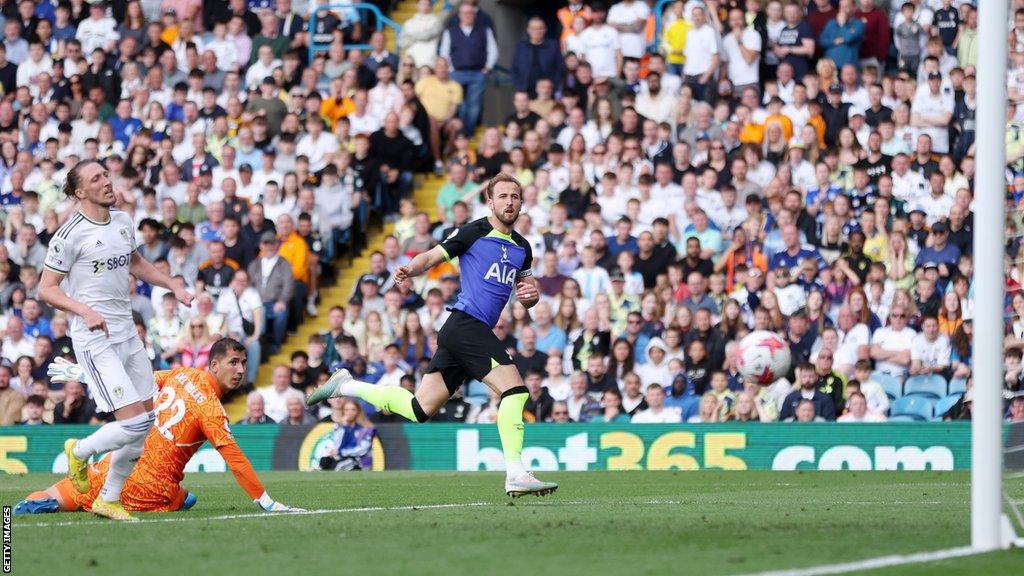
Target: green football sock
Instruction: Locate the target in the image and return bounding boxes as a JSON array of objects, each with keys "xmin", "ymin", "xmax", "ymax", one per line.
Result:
[
  {"xmin": 348, "ymin": 381, "xmax": 429, "ymax": 423},
  {"xmin": 497, "ymin": 386, "xmax": 529, "ymax": 465}
]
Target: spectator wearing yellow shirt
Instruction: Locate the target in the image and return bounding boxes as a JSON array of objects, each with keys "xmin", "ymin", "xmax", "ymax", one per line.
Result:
[
  {"xmin": 415, "ymin": 56, "xmax": 463, "ymax": 173},
  {"xmin": 276, "ymin": 214, "xmax": 315, "ymax": 329},
  {"xmin": 321, "ymin": 77, "xmax": 355, "ymax": 131},
  {"xmin": 736, "ymin": 104, "xmax": 764, "ymax": 145},
  {"xmin": 859, "ymin": 211, "xmax": 889, "ymax": 263},
  {"xmin": 763, "ymin": 96, "xmax": 794, "ymax": 143},
  {"xmin": 661, "ymin": 1, "xmax": 690, "ymax": 75}
]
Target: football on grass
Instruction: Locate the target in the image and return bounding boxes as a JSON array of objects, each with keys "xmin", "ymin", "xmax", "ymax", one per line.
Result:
[{"xmin": 736, "ymin": 330, "xmax": 792, "ymax": 385}]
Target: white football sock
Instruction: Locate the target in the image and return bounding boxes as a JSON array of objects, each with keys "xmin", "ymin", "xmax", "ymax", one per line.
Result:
[
  {"xmin": 100, "ymin": 439, "xmax": 144, "ymax": 502},
  {"xmin": 73, "ymin": 412, "xmax": 149, "ymax": 459},
  {"xmin": 336, "ymin": 377, "xmax": 368, "ymax": 398},
  {"xmin": 505, "ymin": 460, "xmax": 527, "ymax": 480},
  {"xmin": 98, "ymin": 412, "xmax": 154, "ymax": 502}
]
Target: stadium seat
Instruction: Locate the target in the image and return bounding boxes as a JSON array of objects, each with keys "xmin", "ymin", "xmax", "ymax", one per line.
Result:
[
  {"xmin": 872, "ymin": 372, "xmax": 903, "ymax": 400},
  {"xmin": 890, "ymin": 395, "xmax": 936, "ymax": 421},
  {"xmin": 948, "ymin": 378, "xmax": 968, "ymax": 395},
  {"xmin": 903, "ymin": 375, "xmax": 948, "ymax": 399},
  {"xmin": 932, "ymin": 393, "xmax": 963, "ymax": 421}
]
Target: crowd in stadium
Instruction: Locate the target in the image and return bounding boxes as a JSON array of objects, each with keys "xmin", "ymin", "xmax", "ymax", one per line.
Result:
[{"xmin": 3, "ymin": 0, "xmax": 1024, "ymax": 432}]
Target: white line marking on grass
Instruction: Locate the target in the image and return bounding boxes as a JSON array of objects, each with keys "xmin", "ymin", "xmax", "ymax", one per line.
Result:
[
  {"xmin": 14, "ymin": 501, "xmax": 492, "ymax": 528},
  {"xmin": 744, "ymin": 546, "xmax": 982, "ymax": 576},
  {"xmin": 13, "ymin": 497, "xmax": 682, "ymax": 529}
]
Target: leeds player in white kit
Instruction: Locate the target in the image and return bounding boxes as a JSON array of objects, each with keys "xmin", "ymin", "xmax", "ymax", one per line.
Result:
[{"xmin": 40, "ymin": 160, "xmax": 193, "ymax": 521}]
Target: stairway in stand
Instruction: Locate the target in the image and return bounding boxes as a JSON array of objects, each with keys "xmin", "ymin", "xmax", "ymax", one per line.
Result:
[{"xmin": 224, "ymin": 0, "xmax": 458, "ymax": 421}]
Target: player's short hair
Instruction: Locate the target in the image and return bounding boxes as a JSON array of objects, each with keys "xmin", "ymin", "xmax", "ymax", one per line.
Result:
[
  {"xmin": 484, "ymin": 172, "xmax": 522, "ymax": 200},
  {"xmin": 209, "ymin": 337, "xmax": 246, "ymax": 362},
  {"xmin": 63, "ymin": 158, "xmax": 102, "ymax": 198}
]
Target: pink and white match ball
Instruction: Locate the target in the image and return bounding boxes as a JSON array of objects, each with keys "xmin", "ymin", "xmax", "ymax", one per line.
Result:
[{"xmin": 736, "ymin": 330, "xmax": 792, "ymax": 385}]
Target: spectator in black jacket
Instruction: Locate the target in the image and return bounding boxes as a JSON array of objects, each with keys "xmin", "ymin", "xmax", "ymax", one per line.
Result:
[
  {"xmin": 512, "ymin": 17, "xmax": 564, "ymax": 96},
  {"xmin": 780, "ymin": 362, "xmax": 837, "ymax": 421},
  {"xmin": 514, "ymin": 326, "xmax": 549, "ymax": 377},
  {"xmin": 52, "ymin": 380, "xmax": 97, "ymax": 424},
  {"xmin": 81, "ymin": 47, "xmax": 120, "ymax": 106},
  {"xmin": 370, "ymin": 112, "xmax": 415, "ymax": 214},
  {"xmin": 585, "ymin": 354, "xmax": 617, "ymax": 393},
  {"xmin": 524, "ymin": 369, "xmax": 554, "ymax": 422}
]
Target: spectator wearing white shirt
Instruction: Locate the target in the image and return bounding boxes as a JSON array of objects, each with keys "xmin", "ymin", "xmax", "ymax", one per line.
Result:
[
  {"xmin": 889, "ymin": 153, "xmax": 928, "ymax": 206},
  {"xmin": 722, "ymin": 8, "xmax": 762, "ymax": 94},
  {"xmin": 912, "ymin": 171, "xmax": 955, "ymax": 226},
  {"xmin": 257, "ymin": 364, "xmax": 304, "ymax": 423},
  {"xmin": 155, "ymin": 163, "xmax": 188, "ymax": 204},
  {"xmin": 650, "ymin": 162, "xmax": 683, "ymax": 205},
  {"xmin": 296, "ymin": 114, "xmax": 339, "ymax": 172},
  {"xmin": 634, "ymin": 72, "xmax": 678, "ymax": 125},
  {"xmin": 574, "ymin": 5, "xmax": 621, "ymax": 79},
  {"xmin": 215, "ymin": 269, "xmax": 264, "ymax": 385},
  {"xmin": 838, "ymin": 64, "xmax": 871, "ymax": 111},
  {"xmin": 556, "ymin": 106, "xmax": 602, "ymax": 150},
  {"xmin": 367, "ymin": 63, "xmax": 404, "ymax": 123},
  {"xmin": 870, "ymin": 305, "xmax": 916, "ymax": 379},
  {"xmin": 70, "ymin": 100, "xmax": 101, "ymax": 150},
  {"xmin": 16, "ymin": 41, "xmax": 53, "ymax": 98},
  {"xmin": 910, "ymin": 315, "xmax": 951, "ymax": 377},
  {"xmin": 706, "ymin": 185, "xmax": 748, "ymax": 232},
  {"xmin": 682, "ymin": 5, "xmax": 720, "ymax": 101},
  {"xmin": 636, "ymin": 338, "xmax": 673, "ymax": 390},
  {"xmin": 911, "ymin": 71, "xmax": 954, "ymax": 154},
  {"xmin": 630, "ymin": 383, "xmax": 683, "ymax": 423},
  {"xmin": 244, "ymin": 45, "xmax": 282, "ymax": 90},
  {"xmin": 75, "ymin": 2, "xmax": 119, "ymax": 55},
  {"xmin": 833, "ymin": 307, "xmax": 870, "ymax": 376},
  {"xmin": 346, "ymin": 90, "xmax": 382, "ymax": 136},
  {"xmin": 607, "ymin": 0, "xmax": 650, "ymax": 60},
  {"xmin": 837, "ymin": 391, "xmax": 886, "ymax": 422}
]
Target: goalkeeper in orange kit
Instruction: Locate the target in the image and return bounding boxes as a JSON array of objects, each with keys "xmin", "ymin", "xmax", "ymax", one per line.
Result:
[{"xmin": 15, "ymin": 338, "xmax": 301, "ymax": 516}]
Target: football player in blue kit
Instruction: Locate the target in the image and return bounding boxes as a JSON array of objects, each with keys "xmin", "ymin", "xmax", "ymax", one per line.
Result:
[{"xmin": 308, "ymin": 173, "xmax": 557, "ymax": 497}]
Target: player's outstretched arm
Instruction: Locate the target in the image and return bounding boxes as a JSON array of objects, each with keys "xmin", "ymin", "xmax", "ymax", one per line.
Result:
[
  {"xmin": 216, "ymin": 442, "xmax": 304, "ymax": 513},
  {"xmin": 393, "ymin": 246, "xmax": 447, "ymax": 286},
  {"xmin": 39, "ymin": 269, "xmax": 110, "ymax": 337},
  {"xmin": 130, "ymin": 252, "xmax": 195, "ymax": 307}
]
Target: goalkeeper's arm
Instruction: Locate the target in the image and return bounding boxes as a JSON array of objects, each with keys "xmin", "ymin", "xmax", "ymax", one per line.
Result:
[
  {"xmin": 216, "ymin": 442, "xmax": 266, "ymax": 500},
  {"xmin": 216, "ymin": 441, "xmax": 303, "ymax": 512}
]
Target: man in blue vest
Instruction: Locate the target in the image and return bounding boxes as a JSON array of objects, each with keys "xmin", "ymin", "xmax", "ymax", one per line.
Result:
[{"xmin": 439, "ymin": 2, "xmax": 498, "ymax": 136}]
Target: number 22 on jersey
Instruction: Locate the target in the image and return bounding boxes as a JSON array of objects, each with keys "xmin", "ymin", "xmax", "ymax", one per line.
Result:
[{"xmin": 154, "ymin": 386, "xmax": 186, "ymax": 441}]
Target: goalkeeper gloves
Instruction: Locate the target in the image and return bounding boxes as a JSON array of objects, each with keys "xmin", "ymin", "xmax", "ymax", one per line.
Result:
[
  {"xmin": 47, "ymin": 357, "xmax": 84, "ymax": 384},
  {"xmin": 254, "ymin": 491, "xmax": 304, "ymax": 513}
]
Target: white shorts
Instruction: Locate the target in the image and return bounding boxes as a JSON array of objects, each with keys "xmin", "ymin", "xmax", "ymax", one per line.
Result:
[{"xmin": 78, "ymin": 338, "xmax": 156, "ymax": 413}]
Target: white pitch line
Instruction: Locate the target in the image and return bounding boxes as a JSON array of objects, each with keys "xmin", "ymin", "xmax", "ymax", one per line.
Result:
[
  {"xmin": 13, "ymin": 501, "xmax": 492, "ymax": 529},
  {"xmin": 12, "ymin": 497, "xmax": 686, "ymax": 529},
  {"xmin": 743, "ymin": 546, "xmax": 982, "ymax": 576}
]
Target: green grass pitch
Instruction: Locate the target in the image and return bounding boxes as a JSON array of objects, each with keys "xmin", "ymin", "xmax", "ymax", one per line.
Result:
[{"xmin": 5, "ymin": 471, "xmax": 1023, "ymax": 575}]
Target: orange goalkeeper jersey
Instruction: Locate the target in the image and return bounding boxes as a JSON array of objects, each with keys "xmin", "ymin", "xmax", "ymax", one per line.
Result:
[
  {"xmin": 138, "ymin": 368, "xmax": 263, "ymax": 501},
  {"xmin": 57, "ymin": 367, "xmax": 265, "ymax": 513}
]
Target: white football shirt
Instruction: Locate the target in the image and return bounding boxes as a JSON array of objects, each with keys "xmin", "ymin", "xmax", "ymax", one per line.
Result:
[{"xmin": 44, "ymin": 210, "xmax": 138, "ymax": 349}]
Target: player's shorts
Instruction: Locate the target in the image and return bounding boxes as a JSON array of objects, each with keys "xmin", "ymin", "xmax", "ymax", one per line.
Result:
[
  {"xmin": 54, "ymin": 454, "xmax": 188, "ymax": 513},
  {"xmin": 426, "ymin": 309, "xmax": 513, "ymax": 394},
  {"xmin": 78, "ymin": 337, "xmax": 156, "ymax": 413}
]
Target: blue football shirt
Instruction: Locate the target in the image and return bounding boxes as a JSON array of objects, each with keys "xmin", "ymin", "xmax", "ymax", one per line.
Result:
[{"xmin": 437, "ymin": 217, "xmax": 533, "ymax": 327}]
